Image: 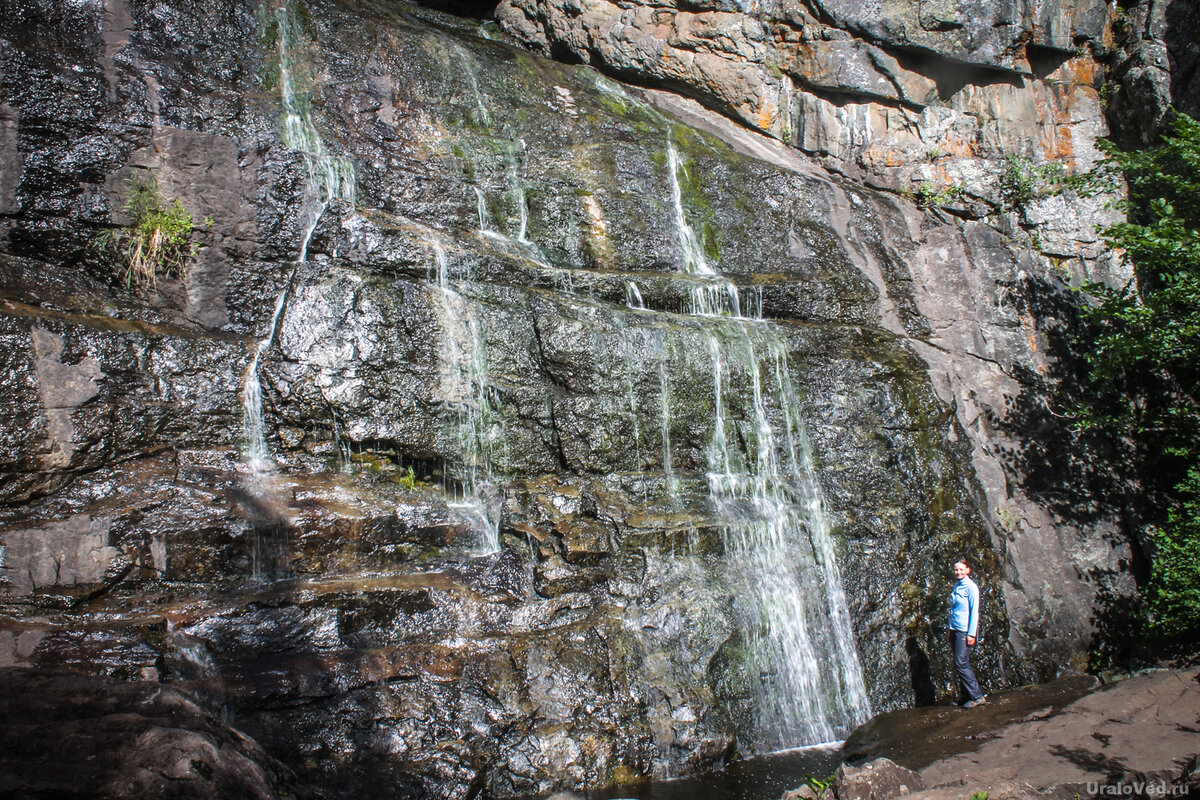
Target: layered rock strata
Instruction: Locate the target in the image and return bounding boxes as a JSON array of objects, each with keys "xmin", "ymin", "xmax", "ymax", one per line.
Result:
[
  {"xmin": 492, "ymin": 0, "xmax": 1119, "ymax": 237},
  {"xmin": 0, "ymin": 0, "xmax": 1148, "ymax": 798},
  {"xmin": 486, "ymin": 0, "xmax": 1150, "ymax": 679}
]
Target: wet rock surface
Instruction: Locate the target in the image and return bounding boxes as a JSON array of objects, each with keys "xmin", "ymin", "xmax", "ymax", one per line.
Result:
[
  {"xmin": 843, "ymin": 673, "xmax": 1100, "ymax": 769},
  {"xmin": 0, "ymin": 0, "xmax": 1155, "ymax": 798},
  {"xmin": 0, "ymin": 667, "xmax": 305, "ymax": 800}
]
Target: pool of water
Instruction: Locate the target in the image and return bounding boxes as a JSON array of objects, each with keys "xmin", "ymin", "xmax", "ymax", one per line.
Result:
[{"xmin": 577, "ymin": 743, "xmax": 844, "ymax": 800}]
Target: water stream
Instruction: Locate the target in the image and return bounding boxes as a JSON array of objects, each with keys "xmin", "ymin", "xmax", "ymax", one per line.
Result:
[
  {"xmin": 662, "ymin": 133, "xmax": 871, "ymax": 750},
  {"xmin": 240, "ymin": 0, "xmax": 357, "ymax": 584},
  {"xmin": 243, "ymin": 0, "xmax": 356, "ymax": 474},
  {"xmin": 428, "ymin": 244, "xmax": 502, "ymax": 554},
  {"xmin": 445, "ymin": 123, "xmax": 873, "ymax": 747}
]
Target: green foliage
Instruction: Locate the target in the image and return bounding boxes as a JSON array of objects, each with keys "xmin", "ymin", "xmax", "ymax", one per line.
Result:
[
  {"xmin": 803, "ymin": 774, "xmax": 834, "ymax": 797},
  {"xmin": 999, "ymin": 154, "xmax": 1102, "ymax": 210},
  {"xmin": 398, "ymin": 465, "xmax": 420, "ymax": 491},
  {"xmin": 1076, "ymin": 114, "xmax": 1200, "ymax": 641},
  {"xmin": 1001, "ymin": 155, "xmax": 1038, "ymax": 208},
  {"xmin": 1145, "ymin": 467, "xmax": 1200, "ymax": 637},
  {"xmin": 97, "ymin": 177, "xmax": 198, "ymax": 290},
  {"xmin": 914, "ymin": 180, "xmax": 962, "ymax": 208},
  {"xmin": 969, "ymin": 792, "xmax": 989, "ymax": 800}
]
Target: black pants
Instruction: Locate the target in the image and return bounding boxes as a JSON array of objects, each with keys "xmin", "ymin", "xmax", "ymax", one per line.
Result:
[{"xmin": 951, "ymin": 630, "xmax": 983, "ymax": 702}]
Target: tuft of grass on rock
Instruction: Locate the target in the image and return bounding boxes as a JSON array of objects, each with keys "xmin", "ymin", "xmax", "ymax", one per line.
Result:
[{"xmin": 97, "ymin": 176, "xmax": 202, "ymax": 290}]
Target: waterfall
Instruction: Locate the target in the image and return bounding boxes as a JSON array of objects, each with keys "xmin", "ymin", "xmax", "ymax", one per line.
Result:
[
  {"xmin": 666, "ymin": 139, "xmax": 742, "ymax": 317},
  {"xmin": 244, "ymin": 0, "xmax": 356, "ymax": 472},
  {"xmin": 474, "ymin": 186, "xmax": 504, "ymax": 241},
  {"xmin": 506, "ymin": 139, "xmax": 534, "ymax": 245},
  {"xmin": 662, "ymin": 136, "xmax": 871, "ymax": 750},
  {"xmin": 624, "ymin": 280, "xmax": 645, "ymax": 309},
  {"xmin": 702, "ymin": 323, "xmax": 870, "ymax": 748},
  {"xmin": 658, "ymin": 349, "xmax": 677, "ymax": 495},
  {"xmin": 428, "ymin": 244, "xmax": 502, "ymax": 555},
  {"xmin": 474, "ymin": 143, "xmax": 554, "ymax": 271}
]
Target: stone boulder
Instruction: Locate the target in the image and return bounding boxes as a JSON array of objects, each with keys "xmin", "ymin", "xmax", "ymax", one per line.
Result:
[
  {"xmin": 832, "ymin": 758, "xmax": 926, "ymax": 800},
  {"xmin": 0, "ymin": 668, "xmax": 305, "ymax": 800}
]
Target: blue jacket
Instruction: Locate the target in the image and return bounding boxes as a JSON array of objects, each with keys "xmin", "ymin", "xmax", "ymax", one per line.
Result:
[{"xmin": 949, "ymin": 576, "xmax": 980, "ymax": 637}]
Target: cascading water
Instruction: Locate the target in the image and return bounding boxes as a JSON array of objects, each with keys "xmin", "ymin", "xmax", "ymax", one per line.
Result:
[
  {"xmin": 701, "ymin": 323, "xmax": 871, "ymax": 748},
  {"xmin": 660, "ymin": 134, "xmax": 871, "ymax": 750},
  {"xmin": 244, "ymin": 0, "xmax": 356, "ymax": 473},
  {"xmin": 391, "ymin": 39, "xmax": 867, "ymax": 744},
  {"xmin": 666, "ymin": 139, "xmax": 743, "ymax": 318},
  {"xmin": 625, "ymin": 280, "xmax": 646, "ymax": 310},
  {"xmin": 427, "ymin": 244, "xmax": 502, "ymax": 554}
]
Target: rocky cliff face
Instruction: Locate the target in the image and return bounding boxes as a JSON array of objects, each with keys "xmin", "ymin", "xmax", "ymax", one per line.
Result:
[
  {"xmin": 493, "ymin": 0, "xmax": 1119, "ymax": 242},
  {"xmin": 489, "ymin": 0, "xmax": 1163, "ymax": 678},
  {"xmin": 0, "ymin": 0, "xmax": 1159, "ymax": 798}
]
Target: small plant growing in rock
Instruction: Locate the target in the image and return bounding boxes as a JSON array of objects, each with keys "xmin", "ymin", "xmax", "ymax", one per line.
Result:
[
  {"xmin": 97, "ymin": 176, "xmax": 199, "ymax": 290},
  {"xmin": 996, "ymin": 507, "xmax": 1020, "ymax": 534},
  {"xmin": 398, "ymin": 465, "xmax": 420, "ymax": 490},
  {"xmin": 969, "ymin": 792, "xmax": 989, "ymax": 800},
  {"xmin": 802, "ymin": 773, "xmax": 834, "ymax": 797},
  {"xmin": 1000, "ymin": 155, "xmax": 1098, "ymax": 211},
  {"xmin": 1001, "ymin": 155, "xmax": 1038, "ymax": 208},
  {"xmin": 915, "ymin": 181, "xmax": 962, "ymax": 208}
]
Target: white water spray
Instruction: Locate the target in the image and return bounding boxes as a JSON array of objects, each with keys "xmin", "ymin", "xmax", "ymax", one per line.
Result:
[
  {"xmin": 661, "ymin": 137, "xmax": 871, "ymax": 750},
  {"xmin": 243, "ymin": 0, "xmax": 355, "ymax": 473}
]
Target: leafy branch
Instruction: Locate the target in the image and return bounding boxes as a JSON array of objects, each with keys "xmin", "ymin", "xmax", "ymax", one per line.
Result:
[{"xmin": 1074, "ymin": 113, "xmax": 1200, "ymax": 641}]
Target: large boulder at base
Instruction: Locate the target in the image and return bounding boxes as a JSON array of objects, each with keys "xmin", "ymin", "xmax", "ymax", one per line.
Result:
[{"xmin": 0, "ymin": 668, "xmax": 305, "ymax": 800}]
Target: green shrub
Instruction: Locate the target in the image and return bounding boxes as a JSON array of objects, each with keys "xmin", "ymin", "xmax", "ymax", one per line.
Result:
[
  {"xmin": 1075, "ymin": 114, "xmax": 1200, "ymax": 642},
  {"xmin": 1145, "ymin": 468, "xmax": 1200, "ymax": 637},
  {"xmin": 999, "ymin": 154, "xmax": 1095, "ymax": 210},
  {"xmin": 915, "ymin": 180, "xmax": 962, "ymax": 208},
  {"xmin": 97, "ymin": 177, "xmax": 199, "ymax": 289}
]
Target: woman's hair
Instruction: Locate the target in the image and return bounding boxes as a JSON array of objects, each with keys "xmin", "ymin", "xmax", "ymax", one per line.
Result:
[{"xmin": 954, "ymin": 556, "xmax": 970, "ymax": 569}]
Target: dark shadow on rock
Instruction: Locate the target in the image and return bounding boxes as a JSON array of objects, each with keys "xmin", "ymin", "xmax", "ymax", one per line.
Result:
[
  {"xmin": 1048, "ymin": 744, "xmax": 1129, "ymax": 781},
  {"xmin": 906, "ymin": 636, "xmax": 937, "ymax": 707},
  {"xmin": 412, "ymin": 0, "xmax": 501, "ymax": 19},
  {"xmin": 0, "ymin": 668, "xmax": 308, "ymax": 800},
  {"xmin": 1087, "ymin": 566, "xmax": 1147, "ymax": 669},
  {"xmin": 229, "ymin": 485, "xmax": 296, "ymax": 583},
  {"xmin": 1165, "ymin": 0, "xmax": 1200, "ymax": 120},
  {"xmin": 993, "ymin": 273, "xmax": 1151, "ymax": 529},
  {"xmin": 991, "ymin": 272, "xmax": 1157, "ymax": 665}
]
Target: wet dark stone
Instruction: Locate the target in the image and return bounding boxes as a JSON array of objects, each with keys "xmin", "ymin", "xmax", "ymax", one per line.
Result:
[
  {"xmin": 0, "ymin": 667, "xmax": 306, "ymax": 800},
  {"xmin": 842, "ymin": 674, "xmax": 1100, "ymax": 770}
]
